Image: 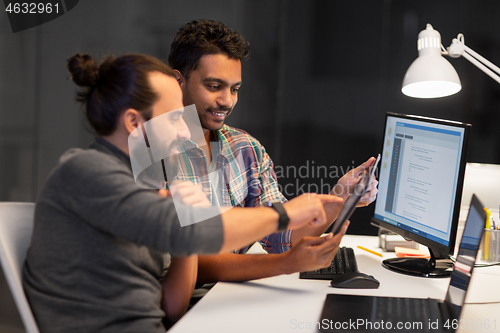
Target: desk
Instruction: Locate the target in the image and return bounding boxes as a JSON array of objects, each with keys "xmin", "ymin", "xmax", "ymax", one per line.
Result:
[{"xmin": 169, "ymin": 235, "xmax": 500, "ymax": 333}]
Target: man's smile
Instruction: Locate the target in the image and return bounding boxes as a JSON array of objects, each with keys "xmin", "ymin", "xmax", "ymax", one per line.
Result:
[{"xmin": 207, "ymin": 109, "xmax": 229, "ymax": 120}]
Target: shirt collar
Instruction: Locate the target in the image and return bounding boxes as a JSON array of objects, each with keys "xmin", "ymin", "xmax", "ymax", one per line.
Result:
[
  {"xmin": 89, "ymin": 137, "xmax": 132, "ymax": 170},
  {"xmin": 183, "ymin": 128, "xmax": 230, "ymax": 160}
]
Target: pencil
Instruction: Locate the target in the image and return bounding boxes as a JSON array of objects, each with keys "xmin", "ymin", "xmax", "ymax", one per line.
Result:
[
  {"xmin": 485, "ymin": 207, "xmax": 490, "ymax": 260},
  {"xmin": 357, "ymin": 245, "xmax": 383, "ymax": 257}
]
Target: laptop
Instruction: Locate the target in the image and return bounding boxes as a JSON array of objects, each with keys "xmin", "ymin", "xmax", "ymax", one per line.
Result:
[{"xmin": 319, "ymin": 194, "xmax": 487, "ymax": 332}]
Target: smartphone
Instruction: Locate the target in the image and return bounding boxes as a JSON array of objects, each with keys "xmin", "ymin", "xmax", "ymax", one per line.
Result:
[{"xmin": 330, "ymin": 154, "xmax": 381, "ymax": 235}]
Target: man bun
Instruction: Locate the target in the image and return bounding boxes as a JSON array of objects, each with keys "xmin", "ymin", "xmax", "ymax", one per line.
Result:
[
  {"xmin": 66, "ymin": 52, "xmax": 175, "ymax": 136},
  {"xmin": 67, "ymin": 53, "xmax": 99, "ymax": 87}
]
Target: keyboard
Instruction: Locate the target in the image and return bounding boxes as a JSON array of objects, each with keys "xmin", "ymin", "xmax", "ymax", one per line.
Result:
[
  {"xmin": 371, "ymin": 296, "xmax": 443, "ymax": 332},
  {"xmin": 299, "ymin": 246, "xmax": 358, "ymax": 280}
]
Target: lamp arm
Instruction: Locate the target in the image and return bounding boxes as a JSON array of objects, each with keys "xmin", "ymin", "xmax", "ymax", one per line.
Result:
[
  {"xmin": 446, "ymin": 34, "xmax": 500, "ymax": 85},
  {"xmin": 461, "ymin": 51, "xmax": 500, "ymax": 85},
  {"xmin": 463, "ymin": 45, "xmax": 500, "ymax": 76}
]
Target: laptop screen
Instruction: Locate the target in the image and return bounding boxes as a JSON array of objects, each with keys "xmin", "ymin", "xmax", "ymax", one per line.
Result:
[{"xmin": 444, "ymin": 194, "xmax": 486, "ymax": 319}]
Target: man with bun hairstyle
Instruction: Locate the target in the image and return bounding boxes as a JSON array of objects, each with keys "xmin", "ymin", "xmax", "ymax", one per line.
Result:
[
  {"xmin": 167, "ymin": 20, "xmax": 379, "ymax": 283},
  {"xmin": 22, "ymin": 53, "xmax": 344, "ymax": 333}
]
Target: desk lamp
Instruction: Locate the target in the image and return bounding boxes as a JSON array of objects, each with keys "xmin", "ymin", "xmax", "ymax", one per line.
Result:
[{"xmin": 402, "ymin": 24, "xmax": 500, "ymax": 98}]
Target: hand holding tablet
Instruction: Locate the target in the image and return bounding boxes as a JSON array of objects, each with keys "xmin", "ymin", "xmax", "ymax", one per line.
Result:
[{"xmin": 331, "ymin": 154, "xmax": 380, "ymax": 235}]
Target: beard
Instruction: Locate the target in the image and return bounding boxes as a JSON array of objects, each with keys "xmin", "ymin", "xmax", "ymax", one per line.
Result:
[
  {"xmin": 199, "ymin": 107, "xmax": 232, "ymax": 131},
  {"xmin": 182, "ymin": 90, "xmax": 232, "ymax": 131},
  {"xmin": 162, "ymin": 139, "xmax": 186, "ymax": 182}
]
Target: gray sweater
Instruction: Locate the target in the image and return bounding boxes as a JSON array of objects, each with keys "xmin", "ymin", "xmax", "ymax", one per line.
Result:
[{"xmin": 23, "ymin": 138, "xmax": 224, "ymax": 333}]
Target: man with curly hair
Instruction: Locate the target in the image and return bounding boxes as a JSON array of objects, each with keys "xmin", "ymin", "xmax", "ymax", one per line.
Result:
[{"xmin": 167, "ymin": 19, "xmax": 378, "ymax": 283}]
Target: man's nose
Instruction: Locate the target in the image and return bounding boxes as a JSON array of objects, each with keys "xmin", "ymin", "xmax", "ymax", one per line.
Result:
[
  {"xmin": 177, "ymin": 116, "xmax": 191, "ymax": 141},
  {"xmin": 217, "ymin": 89, "xmax": 235, "ymax": 109}
]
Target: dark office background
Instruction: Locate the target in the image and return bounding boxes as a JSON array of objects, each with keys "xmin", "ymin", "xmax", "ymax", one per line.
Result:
[
  {"xmin": 1, "ymin": 0, "xmax": 500, "ymax": 331},
  {"xmin": 1, "ymin": 0, "xmax": 500, "ymax": 222},
  {"xmin": 2, "ymin": 0, "xmax": 500, "ymax": 233}
]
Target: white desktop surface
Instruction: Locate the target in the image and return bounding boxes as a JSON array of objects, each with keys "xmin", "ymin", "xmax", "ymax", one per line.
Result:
[{"xmin": 169, "ymin": 235, "xmax": 500, "ymax": 333}]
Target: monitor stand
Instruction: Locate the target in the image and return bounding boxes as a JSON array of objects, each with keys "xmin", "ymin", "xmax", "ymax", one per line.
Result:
[{"xmin": 382, "ymin": 247, "xmax": 453, "ymax": 278}]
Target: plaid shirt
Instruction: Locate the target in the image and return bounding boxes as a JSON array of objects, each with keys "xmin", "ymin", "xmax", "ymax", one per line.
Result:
[{"xmin": 171, "ymin": 124, "xmax": 291, "ymax": 254}]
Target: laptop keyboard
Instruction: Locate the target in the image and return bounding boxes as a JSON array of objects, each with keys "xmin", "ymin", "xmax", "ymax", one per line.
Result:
[
  {"xmin": 371, "ymin": 297, "xmax": 441, "ymax": 332},
  {"xmin": 299, "ymin": 246, "xmax": 358, "ymax": 279}
]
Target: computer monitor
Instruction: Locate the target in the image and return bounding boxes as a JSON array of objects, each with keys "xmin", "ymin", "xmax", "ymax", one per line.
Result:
[{"xmin": 371, "ymin": 112, "xmax": 471, "ymax": 277}]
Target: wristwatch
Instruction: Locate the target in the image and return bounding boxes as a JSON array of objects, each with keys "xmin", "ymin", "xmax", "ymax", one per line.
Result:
[{"xmin": 267, "ymin": 201, "xmax": 289, "ymax": 231}]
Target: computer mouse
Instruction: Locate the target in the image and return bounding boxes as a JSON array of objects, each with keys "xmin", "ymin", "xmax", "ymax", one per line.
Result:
[{"xmin": 330, "ymin": 272, "xmax": 380, "ymax": 289}]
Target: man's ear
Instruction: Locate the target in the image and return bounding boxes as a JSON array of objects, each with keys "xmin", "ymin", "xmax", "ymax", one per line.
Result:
[
  {"xmin": 173, "ymin": 70, "xmax": 184, "ymax": 87},
  {"xmin": 123, "ymin": 108, "xmax": 144, "ymax": 135}
]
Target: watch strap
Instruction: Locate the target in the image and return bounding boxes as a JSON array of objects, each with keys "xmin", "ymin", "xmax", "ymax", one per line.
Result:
[{"xmin": 267, "ymin": 201, "xmax": 289, "ymax": 231}]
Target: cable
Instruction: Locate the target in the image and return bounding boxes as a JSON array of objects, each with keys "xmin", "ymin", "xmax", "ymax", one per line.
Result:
[
  {"xmin": 449, "ymin": 256, "xmax": 500, "ymax": 268},
  {"xmin": 465, "ymin": 301, "xmax": 500, "ymax": 305},
  {"xmin": 474, "ymin": 262, "xmax": 500, "ymax": 268}
]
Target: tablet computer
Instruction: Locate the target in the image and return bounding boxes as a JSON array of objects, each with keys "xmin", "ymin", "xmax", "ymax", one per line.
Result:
[{"xmin": 330, "ymin": 154, "xmax": 380, "ymax": 235}]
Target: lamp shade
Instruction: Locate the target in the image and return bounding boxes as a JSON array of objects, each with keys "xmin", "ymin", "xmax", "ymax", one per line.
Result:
[{"xmin": 402, "ymin": 24, "xmax": 461, "ymax": 98}]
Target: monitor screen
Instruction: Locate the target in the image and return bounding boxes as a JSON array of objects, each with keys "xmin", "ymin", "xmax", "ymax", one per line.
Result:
[{"xmin": 371, "ymin": 113, "xmax": 471, "ymax": 277}]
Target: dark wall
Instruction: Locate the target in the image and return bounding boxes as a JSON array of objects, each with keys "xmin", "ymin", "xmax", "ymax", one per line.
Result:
[
  {"xmin": 1, "ymin": 0, "xmax": 500, "ymax": 236},
  {"xmin": 271, "ymin": 0, "xmax": 500, "ymax": 235}
]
